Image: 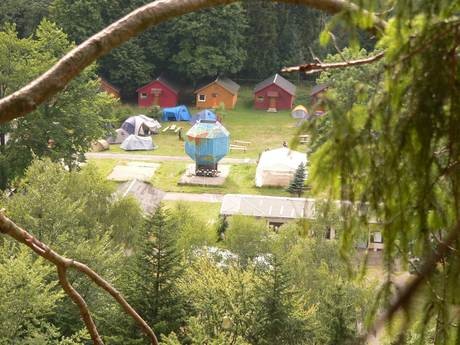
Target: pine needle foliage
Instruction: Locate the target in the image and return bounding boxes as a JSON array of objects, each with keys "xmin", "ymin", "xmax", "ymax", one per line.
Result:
[
  {"xmin": 128, "ymin": 204, "xmax": 186, "ymax": 340},
  {"xmin": 287, "ymin": 162, "xmax": 307, "ymax": 197},
  {"xmin": 306, "ymin": 0, "xmax": 460, "ymax": 342}
]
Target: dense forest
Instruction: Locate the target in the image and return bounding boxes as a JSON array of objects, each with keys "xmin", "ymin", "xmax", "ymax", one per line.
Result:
[
  {"xmin": 1, "ymin": 0, "xmax": 459, "ymax": 344},
  {"xmin": 0, "ymin": 0, "xmax": 373, "ymax": 99}
]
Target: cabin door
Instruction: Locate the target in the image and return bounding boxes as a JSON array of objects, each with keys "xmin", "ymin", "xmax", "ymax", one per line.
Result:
[
  {"xmin": 269, "ymin": 96, "xmax": 277, "ymax": 109},
  {"xmin": 153, "ymin": 95, "xmax": 160, "ymax": 106}
]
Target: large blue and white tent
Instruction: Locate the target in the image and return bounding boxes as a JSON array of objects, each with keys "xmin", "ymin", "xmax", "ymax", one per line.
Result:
[{"xmin": 162, "ymin": 105, "xmax": 191, "ymax": 121}]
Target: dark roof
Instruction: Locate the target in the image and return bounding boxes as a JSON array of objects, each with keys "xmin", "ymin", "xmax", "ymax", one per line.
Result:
[
  {"xmin": 216, "ymin": 77, "xmax": 240, "ymax": 94},
  {"xmin": 136, "ymin": 76, "xmax": 179, "ymax": 94},
  {"xmin": 99, "ymin": 77, "xmax": 120, "ymax": 92},
  {"xmin": 310, "ymin": 84, "xmax": 328, "ymax": 97},
  {"xmin": 156, "ymin": 76, "xmax": 180, "ymax": 93},
  {"xmin": 117, "ymin": 179, "xmax": 165, "ymax": 214},
  {"xmin": 254, "ymin": 73, "xmax": 297, "ymax": 96},
  {"xmin": 195, "ymin": 77, "xmax": 240, "ymax": 95}
]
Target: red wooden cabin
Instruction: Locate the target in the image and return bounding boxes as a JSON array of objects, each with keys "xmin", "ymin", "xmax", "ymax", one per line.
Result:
[
  {"xmin": 136, "ymin": 77, "xmax": 179, "ymax": 108},
  {"xmin": 253, "ymin": 74, "xmax": 296, "ymax": 111}
]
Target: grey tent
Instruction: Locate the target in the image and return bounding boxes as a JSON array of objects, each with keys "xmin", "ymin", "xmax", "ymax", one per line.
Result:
[
  {"xmin": 120, "ymin": 134, "xmax": 155, "ymax": 151},
  {"xmin": 121, "ymin": 115, "xmax": 161, "ymax": 135}
]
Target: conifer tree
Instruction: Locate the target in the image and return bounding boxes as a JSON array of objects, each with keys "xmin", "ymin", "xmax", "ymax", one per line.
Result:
[
  {"xmin": 129, "ymin": 204, "xmax": 186, "ymax": 339},
  {"xmin": 252, "ymin": 256, "xmax": 312, "ymax": 345},
  {"xmin": 287, "ymin": 162, "xmax": 306, "ymax": 197}
]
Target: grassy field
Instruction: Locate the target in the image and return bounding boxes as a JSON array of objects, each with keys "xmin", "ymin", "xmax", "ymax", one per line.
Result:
[
  {"xmin": 106, "ymin": 87, "xmax": 308, "ymax": 159},
  {"xmin": 89, "ymin": 159, "xmax": 293, "ymax": 197}
]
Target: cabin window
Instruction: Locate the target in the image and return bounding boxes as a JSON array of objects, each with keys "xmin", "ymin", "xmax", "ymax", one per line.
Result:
[
  {"xmin": 198, "ymin": 94, "xmax": 206, "ymax": 102},
  {"xmin": 371, "ymin": 231, "xmax": 383, "ymax": 243},
  {"xmin": 257, "ymin": 96, "xmax": 264, "ymax": 103},
  {"xmin": 140, "ymin": 92, "xmax": 148, "ymax": 99},
  {"xmin": 212, "ymin": 93, "xmax": 218, "ymax": 98}
]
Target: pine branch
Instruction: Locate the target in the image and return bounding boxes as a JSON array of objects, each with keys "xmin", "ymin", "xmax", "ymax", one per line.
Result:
[
  {"xmin": 0, "ymin": 210, "xmax": 159, "ymax": 345},
  {"xmin": 0, "ymin": 0, "xmax": 386, "ymax": 124},
  {"xmin": 362, "ymin": 219, "xmax": 460, "ymax": 343},
  {"xmin": 282, "ymin": 51, "xmax": 385, "ymax": 74}
]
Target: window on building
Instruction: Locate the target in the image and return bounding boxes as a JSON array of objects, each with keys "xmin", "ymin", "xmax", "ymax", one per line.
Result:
[
  {"xmin": 257, "ymin": 96, "xmax": 264, "ymax": 103},
  {"xmin": 372, "ymin": 231, "xmax": 383, "ymax": 243},
  {"xmin": 140, "ymin": 92, "xmax": 148, "ymax": 99},
  {"xmin": 212, "ymin": 93, "xmax": 218, "ymax": 98},
  {"xmin": 198, "ymin": 94, "xmax": 206, "ymax": 102}
]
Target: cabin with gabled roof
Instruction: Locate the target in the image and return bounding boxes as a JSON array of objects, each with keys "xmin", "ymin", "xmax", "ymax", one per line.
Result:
[
  {"xmin": 195, "ymin": 77, "xmax": 240, "ymax": 110},
  {"xmin": 253, "ymin": 73, "xmax": 296, "ymax": 111},
  {"xmin": 136, "ymin": 76, "xmax": 179, "ymax": 108}
]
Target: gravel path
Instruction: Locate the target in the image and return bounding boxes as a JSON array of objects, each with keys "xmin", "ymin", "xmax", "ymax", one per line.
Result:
[{"xmin": 86, "ymin": 152, "xmax": 256, "ymax": 164}]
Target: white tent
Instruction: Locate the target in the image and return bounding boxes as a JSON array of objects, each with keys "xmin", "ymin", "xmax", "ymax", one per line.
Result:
[
  {"xmin": 121, "ymin": 115, "xmax": 161, "ymax": 136},
  {"xmin": 255, "ymin": 147, "xmax": 307, "ymax": 187},
  {"xmin": 120, "ymin": 134, "xmax": 155, "ymax": 151},
  {"xmin": 107, "ymin": 128, "xmax": 129, "ymax": 144}
]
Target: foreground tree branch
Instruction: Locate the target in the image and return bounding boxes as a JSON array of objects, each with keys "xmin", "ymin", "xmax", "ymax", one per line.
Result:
[
  {"xmin": 362, "ymin": 220, "xmax": 460, "ymax": 343},
  {"xmin": 282, "ymin": 51, "xmax": 385, "ymax": 74},
  {"xmin": 0, "ymin": 0, "xmax": 386, "ymax": 123},
  {"xmin": 0, "ymin": 211, "xmax": 159, "ymax": 345}
]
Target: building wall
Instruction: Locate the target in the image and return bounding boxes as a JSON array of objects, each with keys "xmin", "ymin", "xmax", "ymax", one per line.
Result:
[
  {"xmin": 311, "ymin": 90, "xmax": 327, "ymax": 113},
  {"xmin": 254, "ymin": 84, "xmax": 295, "ymax": 110},
  {"xmin": 195, "ymin": 83, "xmax": 238, "ymax": 110},
  {"xmin": 137, "ymin": 80, "xmax": 178, "ymax": 108}
]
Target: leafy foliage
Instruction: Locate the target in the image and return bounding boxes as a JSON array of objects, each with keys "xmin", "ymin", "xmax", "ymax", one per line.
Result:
[{"xmin": 0, "ymin": 20, "xmax": 116, "ymax": 188}]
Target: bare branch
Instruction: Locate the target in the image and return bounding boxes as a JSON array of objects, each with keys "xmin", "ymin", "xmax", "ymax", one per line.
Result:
[
  {"xmin": 0, "ymin": 0, "xmax": 386, "ymax": 123},
  {"xmin": 329, "ymin": 31, "xmax": 348, "ymax": 63},
  {"xmin": 362, "ymin": 220, "xmax": 460, "ymax": 343},
  {"xmin": 0, "ymin": 211, "xmax": 159, "ymax": 345},
  {"xmin": 57, "ymin": 266, "xmax": 104, "ymax": 345},
  {"xmin": 282, "ymin": 51, "xmax": 385, "ymax": 74}
]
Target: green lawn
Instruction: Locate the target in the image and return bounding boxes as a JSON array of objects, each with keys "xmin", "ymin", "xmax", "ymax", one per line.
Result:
[
  {"xmin": 89, "ymin": 159, "xmax": 293, "ymax": 197},
  {"xmin": 105, "ymin": 87, "xmax": 308, "ymax": 159}
]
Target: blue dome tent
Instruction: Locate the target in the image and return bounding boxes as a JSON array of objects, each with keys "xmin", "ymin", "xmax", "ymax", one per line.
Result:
[
  {"xmin": 162, "ymin": 105, "xmax": 191, "ymax": 121},
  {"xmin": 190, "ymin": 109, "xmax": 217, "ymax": 124}
]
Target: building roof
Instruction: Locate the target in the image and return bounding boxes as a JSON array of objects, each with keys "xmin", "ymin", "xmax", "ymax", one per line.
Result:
[
  {"xmin": 220, "ymin": 194, "xmax": 315, "ymax": 220},
  {"xmin": 136, "ymin": 76, "xmax": 179, "ymax": 94},
  {"xmin": 99, "ymin": 77, "xmax": 120, "ymax": 93},
  {"xmin": 195, "ymin": 77, "xmax": 240, "ymax": 95},
  {"xmin": 117, "ymin": 179, "xmax": 165, "ymax": 214},
  {"xmin": 220, "ymin": 194, "xmax": 380, "ymax": 224},
  {"xmin": 254, "ymin": 73, "xmax": 297, "ymax": 96},
  {"xmin": 310, "ymin": 84, "xmax": 328, "ymax": 97}
]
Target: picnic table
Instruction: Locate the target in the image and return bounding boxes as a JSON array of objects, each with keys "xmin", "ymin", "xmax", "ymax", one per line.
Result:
[{"xmin": 230, "ymin": 144, "xmax": 247, "ymax": 152}]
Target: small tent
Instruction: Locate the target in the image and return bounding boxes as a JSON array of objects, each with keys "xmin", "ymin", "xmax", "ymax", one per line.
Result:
[
  {"xmin": 255, "ymin": 147, "xmax": 307, "ymax": 187},
  {"xmin": 291, "ymin": 105, "xmax": 309, "ymax": 119},
  {"xmin": 120, "ymin": 135, "xmax": 155, "ymax": 151},
  {"xmin": 121, "ymin": 115, "xmax": 161, "ymax": 136},
  {"xmin": 162, "ymin": 105, "xmax": 191, "ymax": 121},
  {"xmin": 190, "ymin": 109, "xmax": 217, "ymax": 124},
  {"xmin": 107, "ymin": 128, "xmax": 129, "ymax": 144},
  {"xmin": 91, "ymin": 139, "xmax": 110, "ymax": 152}
]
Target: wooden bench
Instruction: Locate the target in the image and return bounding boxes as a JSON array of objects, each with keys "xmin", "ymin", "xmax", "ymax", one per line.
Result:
[
  {"xmin": 229, "ymin": 144, "xmax": 247, "ymax": 152},
  {"xmin": 234, "ymin": 140, "xmax": 251, "ymax": 146},
  {"xmin": 299, "ymin": 135, "xmax": 310, "ymax": 144}
]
